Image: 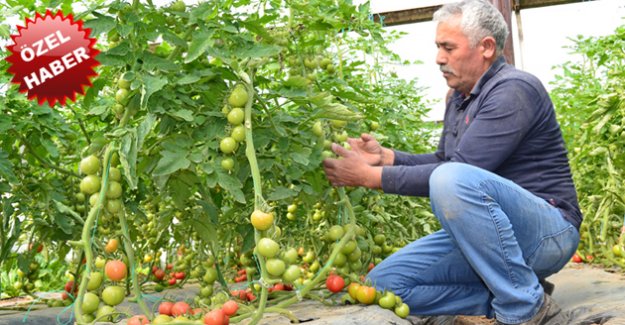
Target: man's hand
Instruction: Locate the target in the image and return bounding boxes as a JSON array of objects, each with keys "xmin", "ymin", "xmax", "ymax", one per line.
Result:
[
  {"xmin": 323, "ymin": 143, "xmax": 382, "ymax": 189},
  {"xmin": 346, "ymin": 134, "xmax": 394, "ymax": 166}
]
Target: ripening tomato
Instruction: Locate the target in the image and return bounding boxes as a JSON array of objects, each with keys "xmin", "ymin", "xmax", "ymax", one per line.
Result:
[
  {"xmin": 158, "ymin": 301, "xmax": 174, "ymax": 316},
  {"xmin": 127, "ymin": 315, "xmax": 150, "ymax": 325},
  {"xmin": 222, "ymin": 300, "xmax": 238, "ymax": 316},
  {"xmin": 250, "ymin": 210, "xmax": 273, "ymax": 231},
  {"xmin": 325, "ymin": 274, "xmax": 345, "ymax": 293},
  {"xmin": 203, "ymin": 308, "xmax": 226, "ymax": 325},
  {"xmin": 356, "ymin": 285, "xmax": 376, "ymax": 305},
  {"xmin": 171, "ymin": 301, "xmax": 190, "ymax": 316},
  {"xmin": 105, "ymin": 260, "xmax": 127, "ymax": 281},
  {"xmin": 104, "ymin": 238, "xmax": 119, "ymax": 254}
]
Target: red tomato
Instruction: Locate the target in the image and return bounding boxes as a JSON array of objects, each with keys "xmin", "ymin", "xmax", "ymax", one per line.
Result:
[
  {"xmin": 64, "ymin": 280, "xmax": 75, "ymax": 293},
  {"xmin": 166, "ymin": 263, "xmax": 174, "ymax": 270},
  {"xmin": 154, "ymin": 269, "xmax": 165, "ymax": 281},
  {"xmin": 326, "ymin": 274, "xmax": 345, "ymax": 293},
  {"xmin": 203, "ymin": 309, "xmax": 226, "ymax": 325},
  {"xmin": 159, "ymin": 301, "xmax": 174, "ymax": 315},
  {"xmin": 171, "ymin": 301, "xmax": 190, "ymax": 316},
  {"xmin": 174, "ymin": 272, "xmax": 186, "ymax": 280},
  {"xmin": 368, "ymin": 262, "xmax": 375, "ymax": 273},
  {"xmin": 222, "ymin": 300, "xmax": 238, "ymax": 316},
  {"xmin": 127, "ymin": 315, "xmax": 149, "ymax": 325},
  {"xmin": 246, "ymin": 292, "xmax": 256, "ymax": 301},
  {"xmin": 168, "ymin": 278, "xmax": 177, "ymax": 285},
  {"xmin": 237, "ymin": 269, "xmax": 246, "ymax": 275},
  {"xmin": 572, "ymin": 253, "xmax": 583, "ymax": 263}
]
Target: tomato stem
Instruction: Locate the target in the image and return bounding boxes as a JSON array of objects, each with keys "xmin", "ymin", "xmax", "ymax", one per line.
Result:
[{"xmin": 74, "ymin": 145, "xmax": 113, "ymax": 324}]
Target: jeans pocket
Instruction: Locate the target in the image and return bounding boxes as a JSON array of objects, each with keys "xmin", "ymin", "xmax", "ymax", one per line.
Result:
[{"xmin": 526, "ymin": 226, "xmax": 580, "ymax": 278}]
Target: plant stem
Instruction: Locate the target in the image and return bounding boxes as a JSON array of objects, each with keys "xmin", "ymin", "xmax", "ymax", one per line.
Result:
[{"xmin": 74, "ymin": 145, "xmax": 113, "ymax": 324}]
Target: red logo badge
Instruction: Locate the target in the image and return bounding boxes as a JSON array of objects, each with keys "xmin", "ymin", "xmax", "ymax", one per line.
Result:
[{"xmin": 6, "ymin": 10, "xmax": 100, "ymax": 107}]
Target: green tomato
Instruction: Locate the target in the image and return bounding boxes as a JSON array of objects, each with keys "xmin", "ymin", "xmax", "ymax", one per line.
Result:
[
  {"xmin": 203, "ymin": 268, "xmax": 217, "ymax": 284},
  {"xmin": 330, "ymin": 119, "xmax": 347, "ymax": 128},
  {"xmin": 106, "ymin": 199, "xmax": 123, "ymax": 214},
  {"xmin": 228, "ymin": 84, "xmax": 249, "ymax": 108},
  {"xmin": 220, "ymin": 137, "xmax": 237, "ymax": 154},
  {"xmin": 221, "ymin": 157, "xmax": 235, "ymax": 171},
  {"xmin": 257, "ymin": 238, "xmax": 280, "ymax": 258},
  {"xmin": 281, "ymin": 265, "xmax": 301, "ymax": 283},
  {"xmin": 231, "ymin": 125, "xmax": 246, "ymax": 142},
  {"xmin": 117, "ymin": 77, "xmax": 131, "ymax": 90},
  {"xmin": 80, "ymin": 155, "xmax": 100, "ymax": 175},
  {"xmin": 312, "ymin": 121, "xmax": 324, "ymax": 137},
  {"xmin": 281, "ymin": 247, "xmax": 298, "ymax": 264},
  {"xmin": 101, "ymin": 285, "xmax": 125, "ymax": 306},
  {"xmin": 265, "ymin": 258, "xmax": 286, "ymax": 277},
  {"xmin": 87, "ymin": 272, "xmax": 104, "ymax": 291},
  {"xmin": 106, "ymin": 181, "xmax": 122, "ymax": 199},
  {"xmin": 227, "ymin": 107, "xmax": 245, "ymax": 125},
  {"xmin": 115, "ymin": 88, "xmax": 130, "ymax": 105},
  {"xmin": 327, "ymin": 225, "xmax": 345, "ymax": 242},
  {"xmin": 80, "ymin": 175, "xmax": 101, "ymax": 195},
  {"xmin": 96, "ymin": 305, "xmax": 117, "ymax": 322},
  {"xmin": 81, "ymin": 292, "xmax": 100, "ymax": 314},
  {"xmin": 108, "ymin": 167, "xmax": 121, "ymax": 182},
  {"xmin": 341, "ymin": 240, "xmax": 357, "ymax": 255},
  {"xmin": 378, "ymin": 292, "xmax": 396, "ymax": 309},
  {"xmin": 394, "ymin": 302, "xmax": 410, "ymax": 318},
  {"xmin": 170, "ymin": 0, "xmax": 185, "ymax": 12}
]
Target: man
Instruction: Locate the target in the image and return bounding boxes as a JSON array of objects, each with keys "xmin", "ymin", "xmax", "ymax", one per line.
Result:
[{"xmin": 322, "ymin": 0, "xmax": 581, "ymax": 324}]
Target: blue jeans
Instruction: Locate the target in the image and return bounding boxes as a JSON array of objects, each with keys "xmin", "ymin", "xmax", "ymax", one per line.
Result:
[{"xmin": 367, "ymin": 162, "xmax": 579, "ymax": 324}]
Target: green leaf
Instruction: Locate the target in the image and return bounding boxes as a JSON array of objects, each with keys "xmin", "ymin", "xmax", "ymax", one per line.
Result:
[
  {"xmin": 120, "ymin": 131, "xmax": 138, "ymax": 189},
  {"xmin": 186, "ymin": 30, "xmax": 215, "ymax": 63},
  {"xmin": 217, "ymin": 171, "xmax": 245, "ymax": 203},
  {"xmin": 141, "ymin": 75, "xmax": 168, "ymax": 109},
  {"xmin": 0, "ymin": 149, "xmax": 16, "ymax": 182},
  {"xmin": 267, "ymin": 186, "xmax": 297, "ymax": 201},
  {"xmin": 238, "ymin": 43, "xmax": 281, "ymax": 58},
  {"xmin": 168, "ymin": 109, "xmax": 194, "ymax": 122},
  {"xmin": 177, "ymin": 74, "xmax": 201, "ymax": 85},
  {"xmin": 153, "ymin": 150, "xmax": 190, "ymax": 176},
  {"xmin": 87, "ymin": 105, "xmax": 108, "ymax": 116},
  {"xmin": 142, "ymin": 52, "xmax": 178, "ymax": 71},
  {"xmin": 188, "ymin": 217, "xmax": 218, "ymax": 245},
  {"xmin": 83, "ymin": 13, "xmax": 116, "ymax": 36}
]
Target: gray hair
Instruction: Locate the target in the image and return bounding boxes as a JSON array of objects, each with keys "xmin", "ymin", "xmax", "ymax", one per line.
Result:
[{"xmin": 433, "ymin": 0, "xmax": 509, "ymax": 55}]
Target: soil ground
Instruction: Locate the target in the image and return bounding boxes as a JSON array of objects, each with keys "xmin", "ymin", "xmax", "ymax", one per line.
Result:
[{"xmin": 1, "ymin": 263, "xmax": 625, "ymax": 325}]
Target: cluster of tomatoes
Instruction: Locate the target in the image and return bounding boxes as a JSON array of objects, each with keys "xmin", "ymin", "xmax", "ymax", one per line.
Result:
[
  {"xmin": 55, "ymin": 258, "xmax": 129, "ymax": 322},
  {"xmin": 219, "ymin": 84, "xmax": 249, "ymax": 172},
  {"xmin": 149, "ymin": 299, "xmax": 239, "ymax": 324},
  {"xmin": 77, "ymin": 153, "xmax": 124, "ymax": 237}
]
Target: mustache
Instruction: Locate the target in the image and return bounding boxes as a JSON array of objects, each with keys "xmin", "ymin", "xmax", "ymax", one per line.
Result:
[{"xmin": 440, "ymin": 65, "xmax": 455, "ymax": 75}]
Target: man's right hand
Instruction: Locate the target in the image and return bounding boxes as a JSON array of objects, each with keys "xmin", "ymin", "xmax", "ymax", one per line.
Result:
[{"xmin": 346, "ymin": 134, "xmax": 394, "ymax": 166}]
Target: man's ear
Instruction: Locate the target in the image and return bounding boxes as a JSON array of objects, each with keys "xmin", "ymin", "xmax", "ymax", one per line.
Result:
[{"xmin": 481, "ymin": 36, "xmax": 497, "ymax": 59}]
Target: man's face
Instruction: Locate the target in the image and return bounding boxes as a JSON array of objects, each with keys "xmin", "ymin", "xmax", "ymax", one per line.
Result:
[{"xmin": 435, "ymin": 15, "xmax": 489, "ymax": 95}]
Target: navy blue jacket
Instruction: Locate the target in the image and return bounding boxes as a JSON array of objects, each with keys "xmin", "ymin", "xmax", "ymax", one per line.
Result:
[{"xmin": 381, "ymin": 56, "xmax": 582, "ymax": 229}]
